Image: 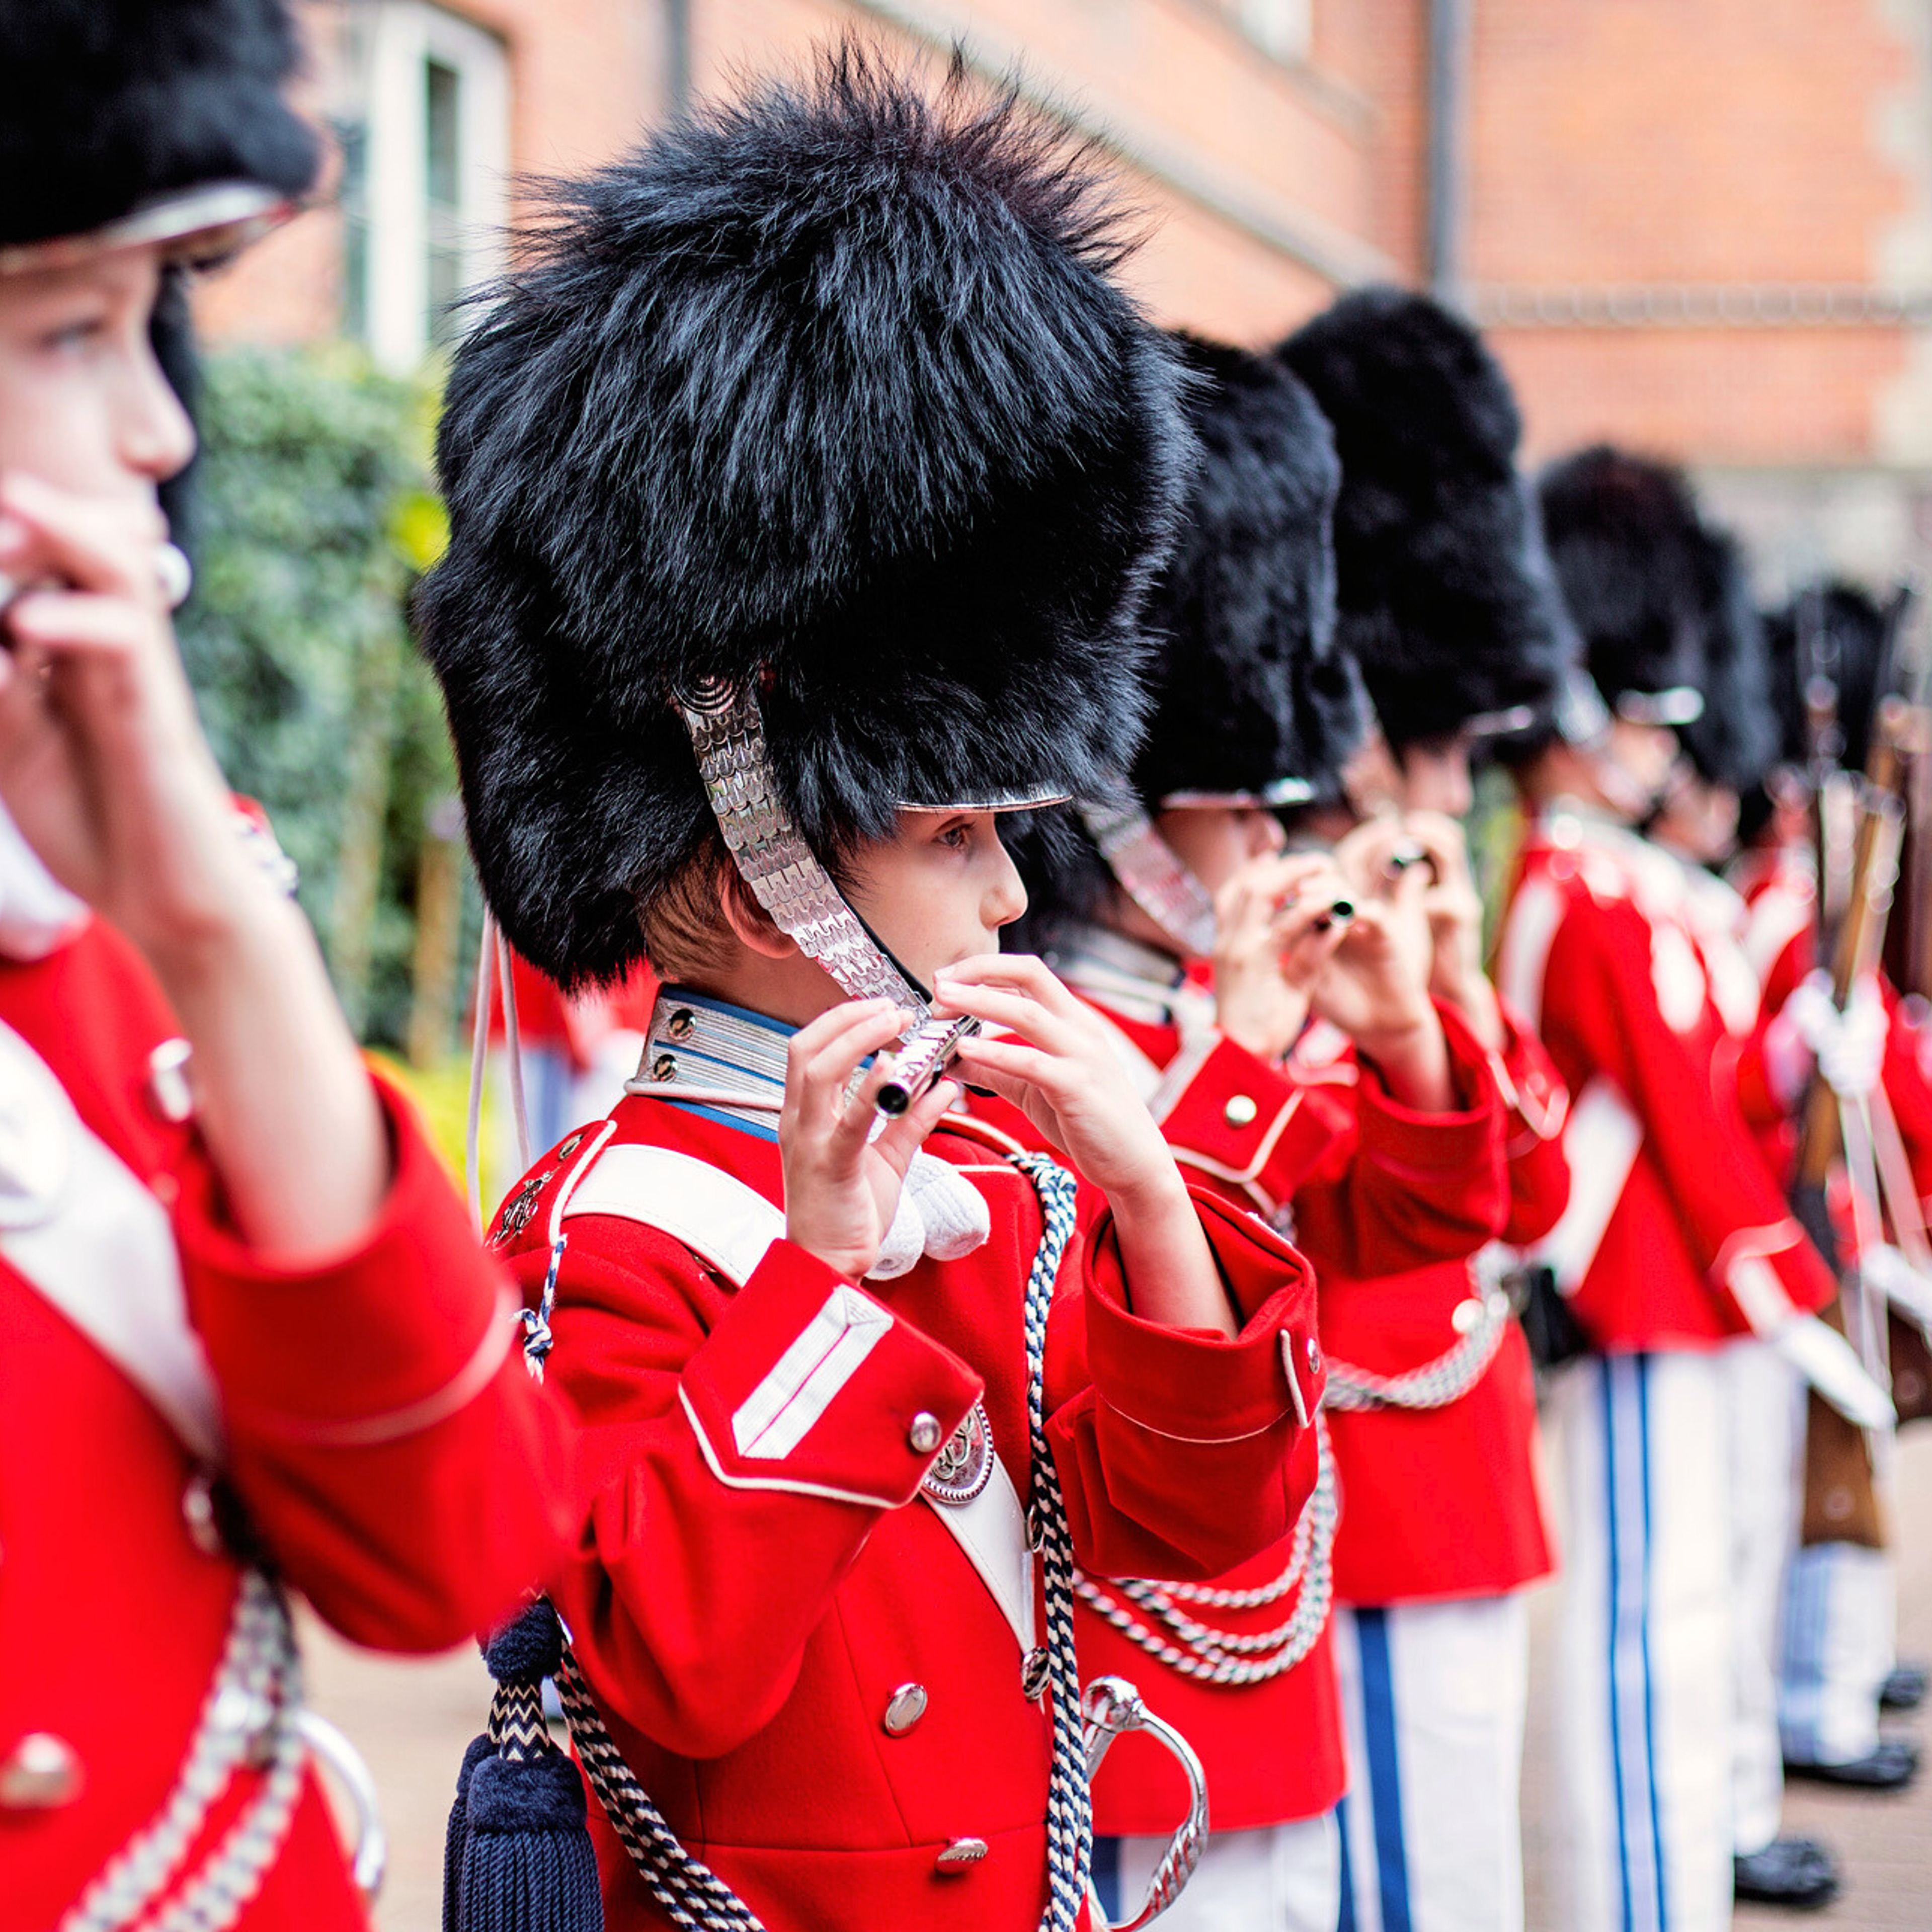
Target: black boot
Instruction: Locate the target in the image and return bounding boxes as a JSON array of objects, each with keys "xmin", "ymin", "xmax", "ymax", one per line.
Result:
[
  {"xmin": 1880, "ymin": 1661, "xmax": 1928, "ymax": 1712},
  {"xmin": 1734, "ymin": 1837, "xmax": 1840, "ymax": 1910},
  {"xmin": 1785, "ymin": 1736, "xmax": 1920, "ymax": 1789}
]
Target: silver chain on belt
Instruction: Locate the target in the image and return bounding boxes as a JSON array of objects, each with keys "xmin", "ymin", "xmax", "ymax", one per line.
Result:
[
  {"xmin": 1323, "ymin": 1269, "xmax": 1513, "ymax": 1415},
  {"xmin": 1072, "ymin": 1413, "xmax": 1338, "ymax": 1686},
  {"xmin": 60, "ymin": 1570, "xmax": 307, "ymax": 1932}
]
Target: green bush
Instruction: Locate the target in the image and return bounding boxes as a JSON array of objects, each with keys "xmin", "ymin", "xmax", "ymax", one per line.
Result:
[{"xmin": 174, "ymin": 344, "xmax": 465, "ymax": 1051}]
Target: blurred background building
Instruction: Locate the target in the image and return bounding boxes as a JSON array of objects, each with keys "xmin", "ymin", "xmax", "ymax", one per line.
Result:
[
  {"xmin": 200, "ymin": 0, "xmax": 1932, "ymax": 586},
  {"xmin": 175, "ymin": 1, "xmax": 1932, "ymax": 1076}
]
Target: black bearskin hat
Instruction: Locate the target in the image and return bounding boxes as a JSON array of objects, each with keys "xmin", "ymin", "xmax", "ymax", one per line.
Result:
[
  {"xmin": 1132, "ymin": 336, "xmax": 1361, "ymax": 806},
  {"xmin": 1274, "ymin": 287, "xmax": 1573, "ymax": 751},
  {"xmin": 0, "ymin": 0, "xmax": 319, "ymax": 254},
  {"xmin": 1679, "ymin": 525, "xmax": 1777, "ymax": 790},
  {"xmin": 416, "ymin": 48, "xmax": 1193, "ymax": 987},
  {"xmin": 1012, "ymin": 335, "xmax": 1360, "ymax": 935},
  {"xmin": 1539, "ymin": 447, "xmax": 1708, "ymax": 705},
  {"xmin": 1761, "ymin": 581, "xmax": 1907, "ymax": 778}
]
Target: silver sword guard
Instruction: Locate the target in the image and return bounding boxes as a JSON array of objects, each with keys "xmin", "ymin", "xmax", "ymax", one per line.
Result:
[{"xmin": 1081, "ymin": 1675, "xmax": 1210, "ymax": 1931}]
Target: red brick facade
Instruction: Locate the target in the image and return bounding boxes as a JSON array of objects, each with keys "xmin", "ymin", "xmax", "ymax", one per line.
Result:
[{"xmin": 199, "ymin": 0, "xmax": 1932, "ymax": 579}]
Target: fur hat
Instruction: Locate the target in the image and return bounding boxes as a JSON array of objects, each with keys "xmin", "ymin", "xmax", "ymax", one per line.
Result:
[
  {"xmin": 1274, "ymin": 287, "xmax": 1574, "ymax": 751},
  {"xmin": 1678, "ymin": 524, "xmax": 1777, "ymax": 790},
  {"xmin": 0, "ymin": 0, "xmax": 318, "ymax": 254},
  {"xmin": 1012, "ymin": 335, "xmax": 1360, "ymax": 935},
  {"xmin": 415, "ymin": 48, "xmax": 1193, "ymax": 987},
  {"xmin": 1760, "ymin": 581, "xmax": 1909, "ymax": 778},
  {"xmin": 1538, "ymin": 447, "xmax": 1709, "ymax": 708},
  {"xmin": 1131, "ymin": 336, "xmax": 1361, "ymax": 805}
]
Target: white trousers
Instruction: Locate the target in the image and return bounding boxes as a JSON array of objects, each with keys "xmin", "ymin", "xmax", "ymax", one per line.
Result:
[
  {"xmin": 1090, "ymin": 1813, "xmax": 1338, "ymax": 1932},
  {"xmin": 1331, "ymin": 1595, "xmax": 1531, "ymax": 1932},
  {"xmin": 1722, "ymin": 1338, "xmax": 1800, "ymax": 1855},
  {"xmin": 1547, "ymin": 1352, "xmax": 1733, "ymax": 1932},
  {"xmin": 1780, "ymin": 1540, "xmax": 1895, "ymax": 1765}
]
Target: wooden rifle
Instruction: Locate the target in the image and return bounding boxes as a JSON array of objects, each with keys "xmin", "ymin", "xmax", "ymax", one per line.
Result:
[{"xmin": 1795, "ymin": 588, "xmax": 1920, "ymax": 1546}]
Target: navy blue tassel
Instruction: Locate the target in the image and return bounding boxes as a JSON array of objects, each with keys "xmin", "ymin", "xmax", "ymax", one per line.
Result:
[
  {"xmin": 443, "ymin": 1733, "xmax": 493, "ymax": 1932},
  {"xmin": 445, "ymin": 1601, "xmax": 604, "ymax": 1932}
]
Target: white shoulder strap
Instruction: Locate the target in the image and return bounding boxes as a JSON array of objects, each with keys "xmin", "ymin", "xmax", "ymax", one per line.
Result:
[
  {"xmin": 0, "ymin": 1019, "xmax": 223, "ymax": 1461},
  {"xmin": 1524, "ymin": 1074, "xmax": 1643, "ymax": 1293},
  {"xmin": 560, "ymin": 1137, "xmax": 1035, "ymax": 1657},
  {"xmin": 562, "ymin": 1142, "xmax": 784, "ymax": 1280}
]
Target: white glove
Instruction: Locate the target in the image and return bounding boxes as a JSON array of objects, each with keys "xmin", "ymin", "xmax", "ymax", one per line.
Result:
[
  {"xmin": 1773, "ymin": 1312, "xmax": 1896, "ymax": 1429},
  {"xmin": 867, "ymin": 1149, "xmax": 993, "ymax": 1281},
  {"xmin": 1859, "ymin": 1243, "xmax": 1932, "ymax": 1331},
  {"xmin": 1786, "ymin": 970, "xmax": 1887, "ymax": 1100}
]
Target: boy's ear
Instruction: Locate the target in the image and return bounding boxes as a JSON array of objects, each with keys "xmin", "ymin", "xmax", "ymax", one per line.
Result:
[{"xmin": 718, "ymin": 863, "xmax": 796, "ymax": 961}]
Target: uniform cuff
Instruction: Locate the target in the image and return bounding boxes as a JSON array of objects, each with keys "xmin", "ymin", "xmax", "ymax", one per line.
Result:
[
  {"xmin": 1084, "ymin": 1188, "xmax": 1324, "ymax": 1438},
  {"xmin": 1354, "ymin": 999, "xmax": 1502, "ymax": 1177},
  {"xmin": 180, "ymin": 1074, "xmax": 517, "ymax": 1443},
  {"xmin": 679, "ymin": 1240, "xmax": 983, "ymax": 1509}
]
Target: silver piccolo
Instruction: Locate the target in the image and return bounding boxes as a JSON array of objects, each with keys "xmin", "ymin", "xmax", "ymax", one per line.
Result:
[{"xmin": 875, "ymin": 1014, "xmax": 982, "ymax": 1118}]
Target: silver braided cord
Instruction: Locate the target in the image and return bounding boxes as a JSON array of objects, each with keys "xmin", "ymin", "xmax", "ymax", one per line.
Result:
[
  {"xmin": 61, "ymin": 1572, "xmax": 307, "ymax": 1932},
  {"xmin": 545, "ymin": 1151, "xmax": 1094, "ymax": 1932},
  {"xmin": 1078, "ymin": 799, "xmax": 1219, "ymax": 960},
  {"xmin": 1323, "ymin": 1272, "xmax": 1513, "ymax": 1414},
  {"xmin": 678, "ymin": 684, "xmax": 926, "ymax": 1012},
  {"xmin": 1072, "ymin": 1414, "xmax": 1337, "ymax": 1686},
  {"xmin": 1012, "ymin": 1153, "xmax": 1096, "ymax": 1932},
  {"xmin": 554, "ymin": 1654, "xmax": 767, "ymax": 1932}
]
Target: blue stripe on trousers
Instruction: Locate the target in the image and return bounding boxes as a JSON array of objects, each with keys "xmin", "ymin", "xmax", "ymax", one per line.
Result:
[
  {"xmin": 1091, "ymin": 1834, "xmax": 1122, "ymax": 1924},
  {"xmin": 1636, "ymin": 1357, "xmax": 1668, "ymax": 1926},
  {"xmin": 1355, "ymin": 1607, "xmax": 1413, "ymax": 1932},
  {"xmin": 1603, "ymin": 1354, "xmax": 1667, "ymax": 1932},
  {"xmin": 1337, "ymin": 1794, "xmax": 1357, "ymax": 1931}
]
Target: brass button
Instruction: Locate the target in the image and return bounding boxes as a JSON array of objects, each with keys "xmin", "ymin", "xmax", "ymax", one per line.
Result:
[
  {"xmin": 1452, "ymin": 1297, "xmax": 1483, "ymax": 1336},
  {"xmin": 1224, "ymin": 1094, "xmax": 1259, "ymax": 1129},
  {"xmin": 651, "ymin": 1053, "xmax": 677, "ymax": 1082},
  {"xmin": 908, "ymin": 1412, "xmax": 942, "ymax": 1455},
  {"xmin": 935, "ymin": 1837, "xmax": 988, "ymax": 1871},
  {"xmin": 882, "ymin": 1683, "xmax": 928, "ymax": 1735},
  {"xmin": 0, "ymin": 1733, "xmax": 82, "ymax": 1809},
  {"xmin": 667, "ymin": 1008, "xmax": 696, "ymax": 1042},
  {"xmin": 147, "ymin": 1038, "xmax": 194, "ymax": 1124}
]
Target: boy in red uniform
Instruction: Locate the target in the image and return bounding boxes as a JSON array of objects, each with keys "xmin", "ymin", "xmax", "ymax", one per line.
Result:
[
  {"xmin": 414, "ymin": 54, "xmax": 1326, "ymax": 1932},
  {"xmin": 1495, "ymin": 449, "xmax": 1867, "ymax": 1932},
  {"xmin": 1734, "ymin": 582, "xmax": 1928, "ymax": 1796},
  {"xmin": 1278, "ymin": 287, "xmax": 1573, "ymax": 1932},
  {"xmin": 1002, "ymin": 334, "xmax": 1516, "ymax": 1930},
  {"xmin": 0, "ymin": 6, "xmax": 576, "ymax": 1926}
]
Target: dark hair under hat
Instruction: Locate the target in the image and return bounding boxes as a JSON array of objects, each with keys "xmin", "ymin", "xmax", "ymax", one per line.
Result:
[
  {"xmin": 1275, "ymin": 286, "xmax": 1573, "ymax": 752},
  {"xmin": 0, "ymin": 0, "xmax": 318, "ymax": 255},
  {"xmin": 415, "ymin": 47, "xmax": 1193, "ymax": 987},
  {"xmin": 1538, "ymin": 446, "xmax": 1709, "ymax": 707}
]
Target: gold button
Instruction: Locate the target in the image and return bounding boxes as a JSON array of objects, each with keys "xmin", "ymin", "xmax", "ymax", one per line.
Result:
[
  {"xmin": 667, "ymin": 1008, "xmax": 696, "ymax": 1042},
  {"xmin": 883, "ymin": 1683, "xmax": 928, "ymax": 1735},
  {"xmin": 909, "ymin": 1413, "xmax": 942, "ymax": 1455},
  {"xmin": 1224, "ymin": 1094, "xmax": 1259, "ymax": 1129},
  {"xmin": 0, "ymin": 1733, "xmax": 82, "ymax": 1809},
  {"xmin": 935, "ymin": 1837, "xmax": 989, "ymax": 1871}
]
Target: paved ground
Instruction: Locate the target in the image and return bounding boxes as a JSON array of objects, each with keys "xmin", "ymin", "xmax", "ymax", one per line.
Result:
[{"xmin": 305, "ymin": 1433, "xmax": 1932, "ymax": 1931}]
